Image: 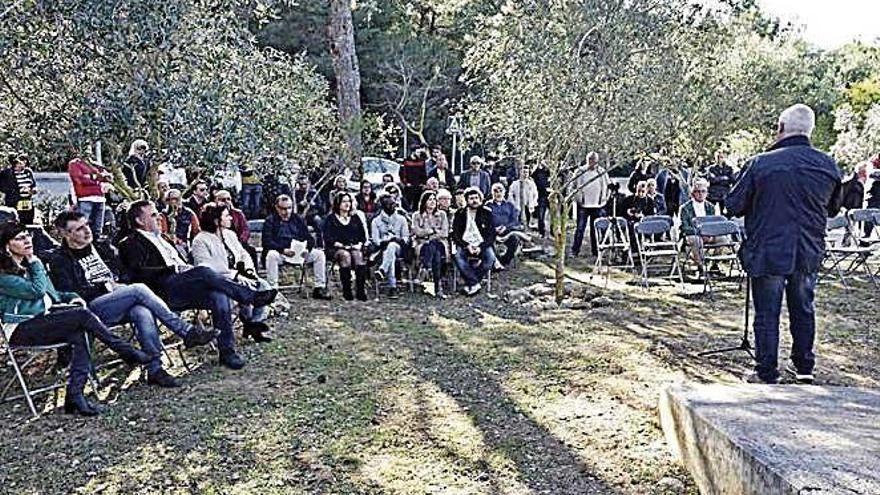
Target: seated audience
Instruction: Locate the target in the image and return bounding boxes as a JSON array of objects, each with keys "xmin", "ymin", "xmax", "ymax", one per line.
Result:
[
  {"xmin": 262, "ymin": 194, "xmax": 330, "ymax": 300},
  {"xmin": 451, "ymin": 187, "xmax": 496, "ymax": 296},
  {"xmin": 212, "ymin": 189, "xmax": 258, "ymax": 267},
  {"xmin": 118, "ymin": 200, "xmax": 277, "ymax": 369},
  {"xmin": 680, "ymin": 178, "xmax": 722, "ymax": 263},
  {"xmin": 49, "ymin": 211, "xmax": 216, "ymax": 388},
  {"xmin": 412, "ymin": 190, "xmax": 449, "ymax": 298},
  {"xmin": 486, "ymin": 182, "xmax": 522, "ymax": 268},
  {"xmin": 158, "ymin": 188, "xmax": 200, "ymax": 259},
  {"xmin": 370, "ymin": 195, "xmax": 411, "ymax": 298},
  {"xmin": 191, "ymin": 203, "xmax": 274, "ymax": 342},
  {"xmin": 437, "ymin": 188, "xmax": 455, "ymax": 224},
  {"xmin": 621, "ymin": 180, "xmax": 655, "ymax": 223},
  {"xmin": 184, "ymin": 179, "xmax": 209, "ymax": 214},
  {"xmin": 0, "ymin": 222, "xmax": 151, "ymax": 416},
  {"xmin": 322, "ymin": 192, "xmax": 368, "ymax": 301},
  {"xmin": 0, "ymin": 153, "xmax": 38, "ymax": 226},
  {"xmin": 646, "ymin": 178, "xmax": 666, "ymax": 215},
  {"xmin": 355, "ymin": 179, "xmax": 377, "ymax": 215}
]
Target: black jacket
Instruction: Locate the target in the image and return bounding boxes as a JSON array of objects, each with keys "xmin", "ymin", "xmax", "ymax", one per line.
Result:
[
  {"xmin": 840, "ymin": 176, "xmax": 865, "ymax": 211},
  {"xmin": 428, "ymin": 167, "xmax": 456, "ymax": 191},
  {"xmin": 118, "ymin": 231, "xmax": 181, "ymax": 295},
  {"xmin": 726, "ymin": 135, "xmax": 842, "ymax": 277},
  {"xmin": 263, "ymin": 213, "xmax": 314, "ymax": 251},
  {"xmin": 707, "ymin": 163, "xmax": 736, "ymax": 204},
  {"xmin": 48, "ymin": 240, "xmax": 125, "ymax": 303},
  {"xmin": 451, "ymin": 206, "xmax": 496, "ymax": 249}
]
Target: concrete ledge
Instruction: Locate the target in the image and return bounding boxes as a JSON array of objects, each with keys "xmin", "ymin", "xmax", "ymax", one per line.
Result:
[{"xmin": 659, "ymin": 383, "xmax": 880, "ymax": 495}]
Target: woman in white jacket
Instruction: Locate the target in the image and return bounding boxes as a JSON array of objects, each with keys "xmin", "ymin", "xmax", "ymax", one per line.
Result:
[
  {"xmin": 507, "ymin": 163, "xmax": 538, "ymax": 228},
  {"xmin": 191, "ymin": 202, "xmax": 273, "ymax": 342}
]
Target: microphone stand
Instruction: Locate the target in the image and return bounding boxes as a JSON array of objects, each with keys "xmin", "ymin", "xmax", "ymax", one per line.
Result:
[{"xmin": 698, "ymin": 276, "xmax": 754, "ymax": 358}]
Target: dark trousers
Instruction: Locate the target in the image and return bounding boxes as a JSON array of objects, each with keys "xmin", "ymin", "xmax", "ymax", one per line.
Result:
[
  {"xmin": 240, "ymin": 184, "xmax": 263, "ymax": 219},
  {"xmin": 752, "ymin": 272, "xmax": 818, "ymax": 382},
  {"xmin": 419, "ymin": 240, "xmax": 446, "ymax": 281},
  {"xmin": 162, "ymin": 266, "xmax": 255, "ymax": 351},
  {"xmin": 536, "ymin": 201, "xmax": 549, "ymax": 237},
  {"xmin": 11, "ymin": 309, "xmax": 110, "ymax": 394},
  {"xmin": 498, "ymin": 235, "xmax": 520, "ymax": 266},
  {"xmin": 572, "ymin": 206, "xmax": 603, "ymax": 256}
]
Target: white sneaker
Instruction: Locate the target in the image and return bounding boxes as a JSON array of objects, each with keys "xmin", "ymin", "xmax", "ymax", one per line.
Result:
[
  {"xmin": 465, "ymin": 283, "xmax": 482, "ymax": 296},
  {"xmin": 272, "ymin": 293, "xmax": 291, "ymax": 311}
]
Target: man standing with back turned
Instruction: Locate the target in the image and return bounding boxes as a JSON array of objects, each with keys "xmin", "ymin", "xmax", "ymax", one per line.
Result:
[{"xmin": 726, "ymin": 104, "xmax": 842, "ymax": 385}]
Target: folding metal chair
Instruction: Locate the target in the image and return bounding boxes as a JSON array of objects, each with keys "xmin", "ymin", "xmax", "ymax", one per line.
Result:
[
  {"xmin": 1, "ymin": 324, "xmax": 100, "ymax": 418},
  {"xmin": 823, "ymin": 215, "xmax": 878, "ymax": 289},
  {"xmin": 847, "ymin": 208, "xmax": 880, "ymax": 247},
  {"xmin": 634, "ymin": 218, "xmax": 684, "ymax": 289},
  {"xmin": 693, "ymin": 219, "xmax": 743, "ymax": 300},
  {"xmin": 593, "ymin": 217, "xmax": 633, "ymax": 284}
]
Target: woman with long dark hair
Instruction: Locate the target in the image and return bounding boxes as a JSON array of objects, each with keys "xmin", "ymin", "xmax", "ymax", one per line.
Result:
[
  {"xmin": 0, "ymin": 222, "xmax": 151, "ymax": 416},
  {"xmin": 411, "ymin": 190, "xmax": 449, "ymax": 298},
  {"xmin": 191, "ymin": 203, "xmax": 273, "ymax": 342},
  {"xmin": 322, "ymin": 192, "xmax": 368, "ymax": 301}
]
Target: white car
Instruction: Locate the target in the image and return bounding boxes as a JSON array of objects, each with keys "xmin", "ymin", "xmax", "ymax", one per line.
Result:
[{"xmin": 347, "ymin": 157, "xmax": 402, "ymax": 191}]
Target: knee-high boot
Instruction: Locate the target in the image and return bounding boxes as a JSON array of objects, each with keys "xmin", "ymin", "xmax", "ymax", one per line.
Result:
[
  {"xmin": 340, "ymin": 267, "xmax": 354, "ymax": 300},
  {"xmin": 354, "ymin": 266, "xmax": 368, "ymax": 301}
]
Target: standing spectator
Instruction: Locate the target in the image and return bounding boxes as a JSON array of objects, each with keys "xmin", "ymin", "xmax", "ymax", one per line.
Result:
[
  {"xmin": 507, "ymin": 163, "xmax": 538, "ymax": 229},
  {"xmin": 706, "ymin": 151, "xmax": 736, "ymax": 215},
  {"xmin": 293, "ymin": 174, "xmax": 325, "ymax": 227},
  {"xmin": 428, "ymin": 151, "xmax": 456, "ymax": 191},
  {"xmin": 184, "ymin": 179, "xmax": 209, "ymax": 214},
  {"xmin": 451, "ymin": 187, "xmax": 496, "ymax": 296},
  {"xmin": 262, "ymin": 172, "xmax": 293, "ymax": 213},
  {"xmin": 328, "ymin": 175, "xmax": 349, "ymax": 210},
  {"xmin": 487, "ymin": 183, "xmax": 522, "ymax": 267},
  {"xmin": 239, "ymin": 161, "xmax": 263, "ymax": 219},
  {"xmin": 840, "ymin": 160, "xmax": 870, "ymax": 211},
  {"xmin": 158, "ymin": 189, "xmax": 200, "ymax": 259},
  {"xmin": 155, "ymin": 179, "xmax": 170, "ymax": 212},
  {"xmin": 864, "ymin": 179, "xmax": 880, "ymax": 237},
  {"xmin": 425, "ymin": 177, "xmax": 441, "ymax": 193},
  {"xmin": 401, "ymin": 145, "xmax": 429, "ymax": 209},
  {"xmin": 123, "ymin": 139, "xmax": 150, "ymax": 193},
  {"xmin": 68, "ymin": 157, "xmax": 112, "ymax": 236},
  {"xmin": 412, "ymin": 191, "xmax": 449, "ymax": 298},
  {"xmin": 425, "ymin": 145, "xmax": 442, "ymax": 176},
  {"xmin": 571, "ymin": 152, "xmax": 607, "ymax": 257},
  {"xmin": 322, "ymin": 192, "xmax": 368, "ymax": 301},
  {"xmin": 646, "ymin": 178, "xmax": 666, "ymax": 215},
  {"xmin": 0, "ymin": 153, "xmax": 37, "ymax": 225},
  {"xmin": 627, "ymin": 160, "xmax": 653, "ymax": 193},
  {"xmin": 355, "ymin": 180, "xmax": 377, "ymax": 216},
  {"xmin": 727, "ymin": 103, "xmax": 842, "ymax": 384},
  {"xmin": 458, "ymin": 156, "xmax": 492, "ymax": 198},
  {"xmin": 656, "ymin": 164, "xmax": 690, "ymax": 217},
  {"xmin": 531, "ymin": 160, "xmax": 551, "ymax": 237},
  {"xmin": 371, "ymin": 195, "xmax": 411, "ymax": 298},
  {"xmin": 262, "ymin": 194, "xmax": 330, "ymax": 300},
  {"xmin": 484, "ymin": 155, "xmax": 502, "ymax": 186}
]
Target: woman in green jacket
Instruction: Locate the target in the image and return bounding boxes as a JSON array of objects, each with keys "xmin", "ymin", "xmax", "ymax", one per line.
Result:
[{"xmin": 0, "ymin": 222, "xmax": 151, "ymax": 416}]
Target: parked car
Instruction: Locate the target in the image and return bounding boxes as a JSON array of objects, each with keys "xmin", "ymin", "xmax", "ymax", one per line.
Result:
[{"xmin": 347, "ymin": 157, "xmax": 402, "ymax": 192}]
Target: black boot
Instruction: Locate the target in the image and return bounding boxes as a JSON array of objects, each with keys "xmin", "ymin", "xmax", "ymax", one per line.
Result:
[
  {"xmin": 242, "ymin": 321, "xmax": 273, "ymax": 343},
  {"xmin": 340, "ymin": 267, "xmax": 354, "ymax": 301},
  {"xmin": 64, "ymin": 372, "xmax": 98, "ymax": 417},
  {"xmin": 354, "ymin": 266, "xmax": 368, "ymax": 301},
  {"xmin": 89, "ymin": 324, "xmax": 152, "ymax": 366}
]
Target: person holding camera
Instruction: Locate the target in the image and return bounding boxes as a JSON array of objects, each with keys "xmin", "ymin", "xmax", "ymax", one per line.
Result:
[
  {"xmin": 48, "ymin": 211, "xmax": 218, "ymax": 388},
  {"xmin": 191, "ymin": 202, "xmax": 276, "ymax": 343}
]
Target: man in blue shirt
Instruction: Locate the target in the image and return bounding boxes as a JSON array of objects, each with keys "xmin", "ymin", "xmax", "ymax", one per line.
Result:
[
  {"xmin": 487, "ymin": 182, "xmax": 522, "ymax": 268},
  {"xmin": 726, "ymin": 104, "xmax": 842, "ymax": 385}
]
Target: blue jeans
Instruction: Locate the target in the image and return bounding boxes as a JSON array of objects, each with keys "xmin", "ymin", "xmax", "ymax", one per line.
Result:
[
  {"xmin": 751, "ymin": 272, "xmax": 818, "ymax": 382},
  {"xmin": 76, "ymin": 200, "xmax": 106, "ymax": 237},
  {"xmin": 241, "ymin": 184, "xmax": 263, "ymax": 218},
  {"xmin": 572, "ymin": 206, "xmax": 603, "ymax": 256},
  {"xmin": 162, "ymin": 266, "xmax": 253, "ymax": 351},
  {"xmin": 454, "ymin": 246, "xmax": 496, "ymax": 287},
  {"xmin": 239, "ymin": 278, "xmax": 270, "ymax": 323},
  {"xmin": 89, "ymin": 284, "xmax": 194, "ymax": 374},
  {"xmin": 419, "ymin": 240, "xmax": 445, "ymax": 280}
]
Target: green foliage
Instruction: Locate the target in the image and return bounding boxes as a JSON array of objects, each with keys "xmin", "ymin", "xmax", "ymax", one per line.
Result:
[
  {"xmin": 0, "ymin": 0, "xmax": 339, "ymax": 172},
  {"xmin": 843, "ymin": 76, "xmax": 880, "ymax": 116}
]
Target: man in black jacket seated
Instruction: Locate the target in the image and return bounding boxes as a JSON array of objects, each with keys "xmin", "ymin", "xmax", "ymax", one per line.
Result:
[
  {"xmin": 263, "ymin": 194, "xmax": 330, "ymax": 300},
  {"xmin": 49, "ymin": 211, "xmax": 217, "ymax": 387},
  {"xmin": 118, "ymin": 200, "xmax": 277, "ymax": 369},
  {"xmin": 451, "ymin": 187, "xmax": 497, "ymax": 296}
]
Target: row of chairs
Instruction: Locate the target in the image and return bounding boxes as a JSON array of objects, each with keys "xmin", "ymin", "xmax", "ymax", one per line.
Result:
[
  {"xmin": 824, "ymin": 208, "xmax": 880, "ymax": 289},
  {"xmin": 593, "ymin": 214, "xmax": 744, "ymax": 298}
]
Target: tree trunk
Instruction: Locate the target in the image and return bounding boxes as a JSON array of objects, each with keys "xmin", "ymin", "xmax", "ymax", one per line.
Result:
[
  {"xmin": 550, "ymin": 191, "xmax": 568, "ymax": 305},
  {"xmin": 328, "ymin": 0, "xmax": 363, "ymax": 174}
]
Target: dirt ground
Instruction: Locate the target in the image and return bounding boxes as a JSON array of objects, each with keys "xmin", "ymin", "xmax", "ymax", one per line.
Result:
[{"xmin": 1, "ymin": 254, "xmax": 878, "ymax": 494}]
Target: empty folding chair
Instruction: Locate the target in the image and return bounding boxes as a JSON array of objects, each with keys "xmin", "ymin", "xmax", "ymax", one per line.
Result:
[
  {"xmin": 593, "ymin": 217, "xmax": 633, "ymax": 284},
  {"xmin": 823, "ymin": 215, "xmax": 878, "ymax": 289},
  {"xmin": 633, "ymin": 218, "xmax": 684, "ymax": 289},
  {"xmin": 693, "ymin": 219, "xmax": 743, "ymax": 299}
]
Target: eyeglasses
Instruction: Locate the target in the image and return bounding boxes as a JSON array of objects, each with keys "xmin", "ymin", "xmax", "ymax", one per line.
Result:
[{"xmin": 196, "ymin": 187, "xmax": 208, "ymax": 192}]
